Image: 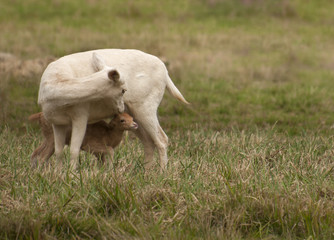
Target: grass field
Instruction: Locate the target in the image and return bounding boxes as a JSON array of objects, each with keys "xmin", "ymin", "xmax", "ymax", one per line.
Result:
[{"xmin": 1, "ymin": 0, "xmax": 334, "ymax": 239}]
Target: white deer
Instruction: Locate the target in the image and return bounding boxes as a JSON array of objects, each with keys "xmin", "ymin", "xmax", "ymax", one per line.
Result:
[{"xmin": 38, "ymin": 49, "xmax": 189, "ymax": 170}]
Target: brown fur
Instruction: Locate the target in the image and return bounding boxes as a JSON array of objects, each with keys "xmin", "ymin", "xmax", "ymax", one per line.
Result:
[{"xmin": 30, "ymin": 112, "xmax": 137, "ymax": 167}]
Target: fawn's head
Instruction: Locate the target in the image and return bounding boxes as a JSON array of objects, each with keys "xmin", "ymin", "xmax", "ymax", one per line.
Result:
[{"xmin": 112, "ymin": 113, "xmax": 138, "ymax": 131}]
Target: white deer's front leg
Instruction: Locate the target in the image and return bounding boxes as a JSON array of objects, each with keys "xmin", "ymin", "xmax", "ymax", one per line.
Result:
[
  {"xmin": 52, "ymin": 124, "xmax": 67, "ymax": 168},
  {"xmin": 69, "ymin": 106, "xmax": 89, "ymax": 169}
]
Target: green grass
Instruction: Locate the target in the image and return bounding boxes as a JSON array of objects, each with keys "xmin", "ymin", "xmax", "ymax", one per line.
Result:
[{"xmin": 1, "ymin": 0, "xmax": 334, "ymax": 239}]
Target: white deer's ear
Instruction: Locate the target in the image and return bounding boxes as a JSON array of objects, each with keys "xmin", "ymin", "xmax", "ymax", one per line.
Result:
[
  {"xmin": 92, "ymin": 52, "xmax": 106, "ymax": 71},
  {"xmin": 108, "ymin": 69, "xmax": 120, "ymax": 83}
]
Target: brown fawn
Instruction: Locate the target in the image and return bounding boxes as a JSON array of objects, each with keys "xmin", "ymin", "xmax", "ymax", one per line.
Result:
[{"xmin": 29, "ymin": 112, "xmax": 138, "ymax": 167}]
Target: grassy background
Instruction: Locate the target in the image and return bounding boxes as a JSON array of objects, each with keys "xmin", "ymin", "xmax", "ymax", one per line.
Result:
[{"xmin": 1, "ymin": 0, "xmax": 334, "ymax": 239}]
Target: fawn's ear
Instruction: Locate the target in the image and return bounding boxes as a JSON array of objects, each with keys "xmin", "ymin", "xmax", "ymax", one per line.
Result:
[{"xmin": 92, "ymin": 52, "xmax": 106, "ymax": 71}]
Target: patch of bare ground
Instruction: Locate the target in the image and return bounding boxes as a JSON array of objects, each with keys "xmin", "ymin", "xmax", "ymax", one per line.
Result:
[{"xmin": 0, "ymin": 52, "xmax": 55, "ymax": 80}]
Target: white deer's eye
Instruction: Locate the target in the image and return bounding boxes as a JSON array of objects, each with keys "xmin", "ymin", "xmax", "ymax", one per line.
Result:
[{"xmin": 122, "ymin": 89, "xmax": 126, "ymax": 94}]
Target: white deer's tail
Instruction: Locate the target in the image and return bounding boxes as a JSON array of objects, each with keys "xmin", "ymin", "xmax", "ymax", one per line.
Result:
[{"xmin": 166, "ymin": 75, "xmax": 189, "ymax": 105}]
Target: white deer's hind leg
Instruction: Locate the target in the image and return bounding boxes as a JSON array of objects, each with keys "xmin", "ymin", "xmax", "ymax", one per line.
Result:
[
  {"xmin": 157, "ymin": 126, "xmax": 169, "ymax": 170},
  {"xmin": 126, "ymin": 106, "xmax": 156, "ymax": 169},
  {"xmin": 132, "ymin": 110, "xmax": 168, "ymax": 171},
  {"xmin": 135, "ymin": 129, "xmax": 156, "ymax": 169},
  {"xmin": 142, "ymin": 116, "xmax": 169, "ymax": 171},
  {"xmin": 143, "ymin": 123, "xmax": 168, "ymax": 171}
]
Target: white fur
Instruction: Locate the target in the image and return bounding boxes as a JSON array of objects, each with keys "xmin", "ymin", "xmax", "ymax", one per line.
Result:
[{"xmin": 38, "ymin": 49, "xmax": 189, "ymax": 170}]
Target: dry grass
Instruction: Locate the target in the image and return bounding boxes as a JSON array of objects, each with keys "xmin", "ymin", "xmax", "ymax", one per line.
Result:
[{"xmin": 1, "ymin": 127, "xmax": 334, "ymax": 239}]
